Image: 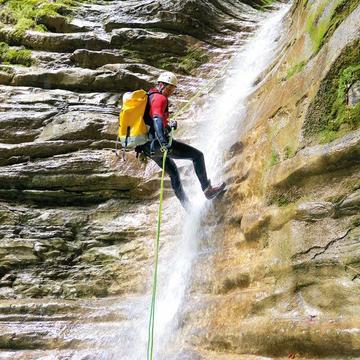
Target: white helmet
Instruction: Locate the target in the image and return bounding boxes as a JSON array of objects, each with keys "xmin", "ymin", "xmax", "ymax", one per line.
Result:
[{"xmin": 157, "ymin": 72, "xmax": 178, "ymax": 86}]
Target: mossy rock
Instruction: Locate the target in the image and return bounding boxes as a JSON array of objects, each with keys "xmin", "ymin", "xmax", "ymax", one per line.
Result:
[
  {"xmin": 303, "ymin": 38, "xmax": 360, "ymax": 144},
  {"xmin": 305, "ymin": 0, "xmax": 360, "ymax": 55},
  {"xmin": 158, "ymin": 44, "xmax": 210, "ymax": 75},
  {"xmin": 0, "ymin": 41, "xmax": 32, "ymax": 66},
  {"xmin": 0, "ymin": 0, "xmax": 84, "ymax": 35}
]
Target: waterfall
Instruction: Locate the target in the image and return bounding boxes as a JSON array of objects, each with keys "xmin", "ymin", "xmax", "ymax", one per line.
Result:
[{"xmin": 153, "ymin": 4, "xmax": 291, "ymax": 359}]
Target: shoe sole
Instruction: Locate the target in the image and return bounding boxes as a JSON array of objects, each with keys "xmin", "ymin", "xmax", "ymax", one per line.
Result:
[{"xmin": 206, "ymin": 182, "xmax": 226, "ymax": 200}]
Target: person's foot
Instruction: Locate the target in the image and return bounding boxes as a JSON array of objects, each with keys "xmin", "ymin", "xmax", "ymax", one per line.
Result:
[{"xmin": 204, "ymin": 182, "xmax": 226, "ymax": 200}]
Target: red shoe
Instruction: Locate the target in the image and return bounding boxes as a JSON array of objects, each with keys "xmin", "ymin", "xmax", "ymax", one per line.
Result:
[{"xmin": 204, "ymin": 182, "xmax": 226, "ymax": 200}]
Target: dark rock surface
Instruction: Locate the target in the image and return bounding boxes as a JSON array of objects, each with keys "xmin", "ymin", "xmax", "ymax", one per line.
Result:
[{"xmin": 0, "ymin": 0, "xmax": 251, "ymax": 301}]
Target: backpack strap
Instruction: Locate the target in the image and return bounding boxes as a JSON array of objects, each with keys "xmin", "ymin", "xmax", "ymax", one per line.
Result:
[{"xmin": 122, "ymin": 126, "xmax": 131, "ymax": 161}]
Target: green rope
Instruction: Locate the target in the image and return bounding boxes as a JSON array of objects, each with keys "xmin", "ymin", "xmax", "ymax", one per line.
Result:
[{"xmin": 147, "ymin": 147, "xmax": 167, "ymax": 360}]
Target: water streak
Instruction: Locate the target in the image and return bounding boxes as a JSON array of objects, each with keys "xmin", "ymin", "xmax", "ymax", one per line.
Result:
[{"xmin": 152, "ymin": 3, "xmax": 291, "ymax": 359}]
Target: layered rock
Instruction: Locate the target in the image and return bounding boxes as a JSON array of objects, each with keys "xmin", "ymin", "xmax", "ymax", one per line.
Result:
[
  {"xmin": 2, "ymin": 0, "xmax": 359, "ymax": 358},
  {"xmin": 182, "ymin": 0, "xmax": 360, "ymax": 358},
  {"xmin": 0, "ymin": 0, "xmax": 255, "ymax": 357}
]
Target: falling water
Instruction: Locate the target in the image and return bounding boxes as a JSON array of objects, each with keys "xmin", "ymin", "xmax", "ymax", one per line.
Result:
[{"xmin": 152, "ymin": 3, "xmax": 291, "ymax": 359}]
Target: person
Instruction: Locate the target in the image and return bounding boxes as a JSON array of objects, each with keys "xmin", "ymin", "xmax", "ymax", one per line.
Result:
[{"xmin": 137, "ymin": 71, "xmax": 226, "ymax": 209}]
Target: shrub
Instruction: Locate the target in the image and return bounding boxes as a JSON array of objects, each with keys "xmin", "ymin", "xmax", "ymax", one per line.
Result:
[
  {"xmin": 0, "ymin": 41, "xmax": 32, "ymax": 66},
  {"xmin": 0, "ymin": 0, "xmax": 88, "ymax": 34}
]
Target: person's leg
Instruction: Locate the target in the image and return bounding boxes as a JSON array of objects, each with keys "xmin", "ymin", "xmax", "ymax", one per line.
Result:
[
  {"xmin": 152, "ymin": 156, "xmax": 189, "ymax": 207},
  {"xmin": 169, "ymin": 139, "xmax": 210, "ymax": 191}
]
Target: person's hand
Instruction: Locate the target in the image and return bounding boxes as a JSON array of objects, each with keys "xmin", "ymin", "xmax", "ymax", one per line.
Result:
[{"xmin": 168, "ymin": 119, "xmax": 177, "ymax": 131}]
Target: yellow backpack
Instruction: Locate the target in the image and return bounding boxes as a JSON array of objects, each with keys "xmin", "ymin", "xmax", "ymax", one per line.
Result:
[{"xmin": 118, "ymin": 89, "xmax": 149, "ymax": 154}]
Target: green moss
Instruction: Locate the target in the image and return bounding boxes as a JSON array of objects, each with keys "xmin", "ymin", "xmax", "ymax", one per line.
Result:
[
  {"xmin": 306, "ymin": 0, "xmax": 332, "ymax": 53},
  {"xmin": 284, "ymin": 146, "xmax": 296, "ymax": 159},
  {"xmin": 303, "ymin": 39, "xmax": 360, "ymax": 144},
  {"xmin": 352, "ymin": 217, "xmax": 360, "ymax": 228},
  {"xmin": 318, "ymin": 64, "xmax": 360, "ymax": 143},
  {"xmin": 157, "ymin": 57, "xmax": 178, "ymax": 73},
  {"xmin": 0, "ymin": 41, "xmax": 32, "ymax": 66},
  {"xmin": 267, "ymin": 186, "xmax": 301, "ymax": 207},
  {"xmin": 321, "ymin": 0, "xmax": 360, "ymax": 49},
  {"xmin": 268, "ymin": 191, "xmax": 293, "ymax": 207},
  {"xmin": 0, "ymin": 0, "xmax": 88, "ymax": 35},
  {"xmin": 269, "ymin": 150, "xmax": 280, "ymax": 167},
  {"xmin": 253, "ymin": 0, "xmax": 276, "ymax": 11},
  {"xmin": 177, "ymin": 45, "xmax": 209, "ymax": 75},
  {"xmin": 285, "ymin": 61, "xmax": 306, "ymax": 80},
  {"xmin": 157, "ymin": 45, "xmax": 209, "ymax": 75},
  {"xmin": 305, "ymin": 0, "xmax": 360, "ymax": 54}
]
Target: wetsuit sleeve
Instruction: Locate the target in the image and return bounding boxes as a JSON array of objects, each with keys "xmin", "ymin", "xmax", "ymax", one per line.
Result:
[
  {"xmin": 150, "ymin": 94, "xmax": 168, "ymax": 145},
  {"xmin": 153, "ymin": 116, "xmax": 167, "ymax": 145}
]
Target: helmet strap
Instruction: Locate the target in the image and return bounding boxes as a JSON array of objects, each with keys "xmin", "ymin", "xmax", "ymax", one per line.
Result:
[{"xmin": 157, "ymin": 83, "xmax": 166, "ymax": 93}]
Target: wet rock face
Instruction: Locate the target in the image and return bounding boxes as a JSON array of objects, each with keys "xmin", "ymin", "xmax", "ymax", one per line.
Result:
[
  {"xmin": 0, "ymin": 200, "xmax": 155, "ymax": 300},
  {"xmin": 0, "ymin": 0, "xmax": 255, "ymax": 353},
  {"xmin": 104, "ymin": 0, "xmax": 251, "ymax": 44},
  {"xmin": 0, "ymin": 0, "xmax": 251, "ymax": 301},
  {"xmin": 184, "ymin": 0, "xmax": 360, "ymax": 358},
  {"xmin": 348, "ymin": 80, "xmax": 360, "ymax": 106},
  {"xmin": 2, "ymin": 0, "xmax": 359, "ymax": 358}
]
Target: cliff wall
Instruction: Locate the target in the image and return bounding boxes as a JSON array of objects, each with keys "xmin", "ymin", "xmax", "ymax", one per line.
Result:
[
  {"xmin": 186, "ymin": 0, "xmax": 360, "ymax": 358},
  {"xmin": 0, "ymin": 0, "xmax": 359, "ymax": 358}
]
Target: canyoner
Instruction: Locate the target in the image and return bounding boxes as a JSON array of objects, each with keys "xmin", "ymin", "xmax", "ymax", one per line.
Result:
[{"xmin": 118, "ymin": 71, "xmax": 226, "ymax": 209}]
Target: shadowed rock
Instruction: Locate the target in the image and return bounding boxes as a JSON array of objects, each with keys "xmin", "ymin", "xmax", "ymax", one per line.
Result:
[{"xmin": 0, "ymin": 28, "xmax": 110, "ymax": 53}]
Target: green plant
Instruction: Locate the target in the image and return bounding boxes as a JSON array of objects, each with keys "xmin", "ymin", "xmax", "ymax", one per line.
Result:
[
  {"xmin": 320, "ymin": 0, "xmax": 360, "ymax": 51},
  {"xmin": 0, "ymin": 0, "xmax": 88, "ymax": 34},
  {"xmin": 0, "ymin": 41, "xmax": 32, "ymax": 66},
  {"xmin": 157, "ymin": 57, "xmax": 178, "ymax": 72},
  {"xmin": 306, "ymin": 0, "xmax": 334, "ymax": 53},
  {"xmin": 303, "ymin": 39, "xmax": 360, "ymax": 144},
  {"xmin": 305, "ymin": 0, "xmax": 360, "ymax": 54},
  {"xmin": 317, "ymin": 64, "xmax": 360, "ymax": 143},
  {"xmin": 255, "ymin": 0, "xmax": 276, "ymax": 11},
  {"xmin": 269, "ymin": 150, "xmax": 280, "ymax": 167},
  {"xmin": 267, "ymin": 189, "xmax": 296, "ymax": 207},
  {"xmin": 285, "ymin": 61, "xmax": 306, "ymax": 80},
  {"xmin": 284, "ymin": 146, "xmax": 296, "ymax": 159}
]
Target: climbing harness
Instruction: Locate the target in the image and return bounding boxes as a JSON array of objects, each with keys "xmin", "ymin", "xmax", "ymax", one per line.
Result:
[{"xmin": 146, "ymin": 57, "xmax": 233, "ymax": 360}]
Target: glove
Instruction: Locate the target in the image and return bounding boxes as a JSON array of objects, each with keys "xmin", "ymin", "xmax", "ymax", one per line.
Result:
[{"xmin": 168, "ymin": 119, "xmax": 177, "ymax": 131}]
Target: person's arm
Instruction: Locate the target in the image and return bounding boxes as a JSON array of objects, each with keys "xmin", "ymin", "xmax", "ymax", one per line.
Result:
[
  {"xmin": 151, "ymin": 94, "xmax": 169, "ymax": 147},
  {"xmin": 153, "ymin": 115, "xmax": 168, "ymax": 146}
]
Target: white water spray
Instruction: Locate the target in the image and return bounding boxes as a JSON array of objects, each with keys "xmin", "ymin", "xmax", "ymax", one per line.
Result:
[{"xmin": 151, "ymin": 3, "xmax": 291, "ymax": 359}]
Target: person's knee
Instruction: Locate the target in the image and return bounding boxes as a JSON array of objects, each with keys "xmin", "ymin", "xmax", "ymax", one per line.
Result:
[{"xmin": 193, "ymin": 149, "xmax": 204, "ymax": 163}]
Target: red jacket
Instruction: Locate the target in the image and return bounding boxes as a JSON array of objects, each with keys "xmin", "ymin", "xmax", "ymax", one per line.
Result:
[{"xmin": 148, "ymin": 88, "xmax": 169, "ymax": 128}]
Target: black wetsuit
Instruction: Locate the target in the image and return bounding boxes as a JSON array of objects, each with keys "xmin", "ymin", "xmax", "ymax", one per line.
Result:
[
  {"xmin": 142, "ymin": 139, "xmax": 210, "ymax": 206},
  {"xmin": 139, "ymin": 89, "xmax": 210, "ymax": 206}
]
